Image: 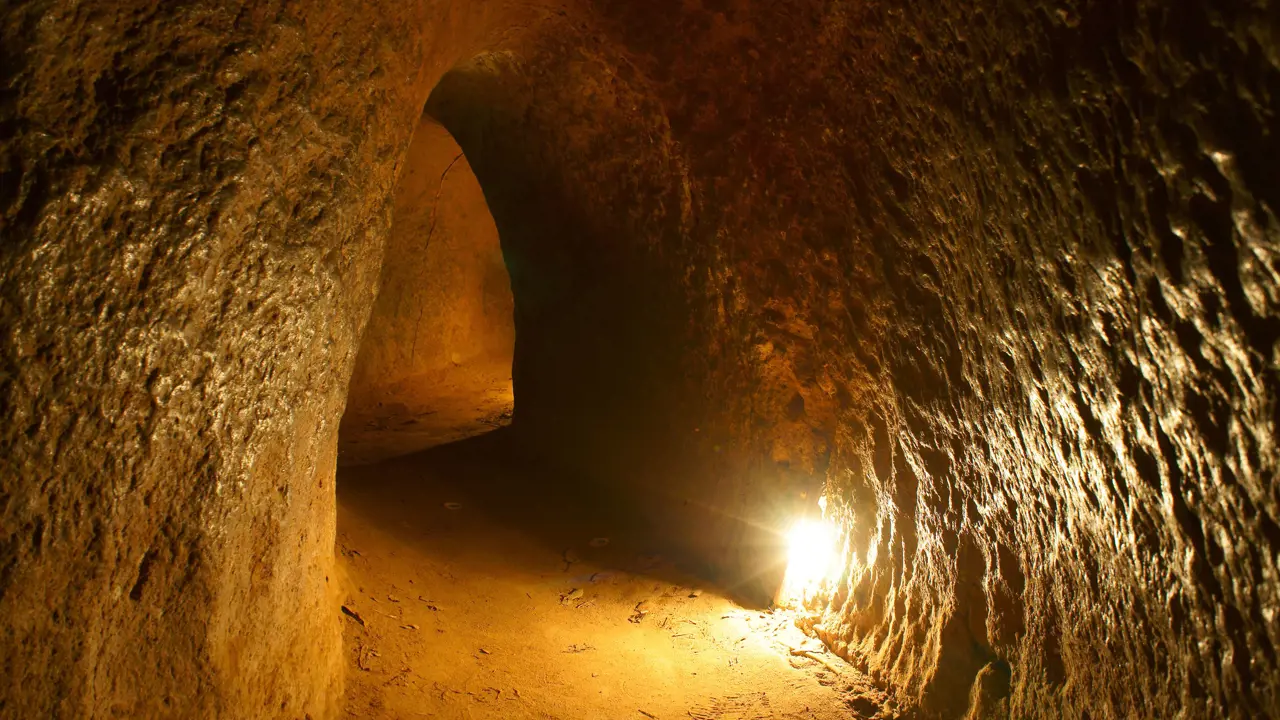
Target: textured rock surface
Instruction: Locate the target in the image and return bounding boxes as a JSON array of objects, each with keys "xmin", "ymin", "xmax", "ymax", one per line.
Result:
[
  {"xmin": 339, "ymin": 118, "xmax": 513, "ymax": 466},
  {"xmin": 0, "ymin": 0, "xmax": 553, "ymax": 716},
  {"xmin": 2, "ymin": 0, "xmax": 1277, "ymax": 718}
]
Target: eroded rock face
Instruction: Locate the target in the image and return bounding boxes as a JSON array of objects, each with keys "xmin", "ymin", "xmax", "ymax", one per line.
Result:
[
  {"xmin": 2, "ymin": 0, "xmax": 1277, "ymax": 717},
  {"xmin": 0, "ymin": 0, "xmax": 549, "ymax": 716},
  {"xmin": 339, "ymin": 118, "xmax": 513, "ymax": 466}
]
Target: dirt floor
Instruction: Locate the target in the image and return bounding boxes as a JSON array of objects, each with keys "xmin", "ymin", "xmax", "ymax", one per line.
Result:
[{"xmin": 335, "ymin": 431, "xmax": 894, "ymax": 719}]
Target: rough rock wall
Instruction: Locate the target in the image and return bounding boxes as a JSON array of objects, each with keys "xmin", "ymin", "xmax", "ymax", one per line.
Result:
[
  {"xmin": 339, "ymin": 117, "xmax": 514, "ymax": 466},
  {"xmin": 0, "ymin": 0, "xmax": 560, "ymax": 716},
  {"xmin": 767, "ymin": 3, "xmax": 1280, "ymax": 715}
]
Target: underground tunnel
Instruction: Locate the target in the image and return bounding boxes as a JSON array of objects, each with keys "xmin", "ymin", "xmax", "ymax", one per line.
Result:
[
  {"xmin": 337, "ymin": 112, "xmax": 516, "ymax": 467},
  {"xmin": 2, "ymin": 1, "xmax": 1279, "ymax": 719}
]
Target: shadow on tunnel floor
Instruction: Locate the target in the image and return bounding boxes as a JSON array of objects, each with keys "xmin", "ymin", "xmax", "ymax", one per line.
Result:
[{"xmin": 335, "ymin": 427, "xmax": 781, "ymax": 608}]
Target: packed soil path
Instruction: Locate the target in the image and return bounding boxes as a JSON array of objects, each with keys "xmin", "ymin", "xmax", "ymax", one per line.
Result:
[{"xmin": 335, "ymin": 433, "xmax": 892, "ymax": 719}]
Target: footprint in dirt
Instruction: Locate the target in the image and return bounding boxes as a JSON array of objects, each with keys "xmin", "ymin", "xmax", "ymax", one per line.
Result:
[{"xmin": 687, "ymin": 691, "xmax": 771, "ymax": 720}]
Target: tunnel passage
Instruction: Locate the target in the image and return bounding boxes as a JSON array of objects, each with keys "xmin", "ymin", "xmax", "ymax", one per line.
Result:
[
  {"xmin": 2, "ymin": 0, "xmax": 1280, "ymax": 719},
  {"xmin": 332, "ymin": 61, "xmax": 850, "ymax": 720},
  {"xmin": 339, "ymin": 115, "xmax": 514, "ymax": 466},
  {"xmin": 418, "ymin": 54, "xmax": 806, "ymax": 608}
]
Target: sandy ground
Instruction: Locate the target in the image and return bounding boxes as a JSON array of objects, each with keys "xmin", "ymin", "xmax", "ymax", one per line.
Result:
[{"xmin": 335, "ymin": 432, "xmax": 894, "ymax": 719}]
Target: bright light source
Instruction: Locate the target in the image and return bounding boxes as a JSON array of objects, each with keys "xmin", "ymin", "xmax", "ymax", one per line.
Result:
[
  {"xmin": 787, "ymin": 519, "xmax": 836, "ymax": 586},
  {"xmin": 779, "ymin": 512, "xmax": 840, "ymax": 606}
]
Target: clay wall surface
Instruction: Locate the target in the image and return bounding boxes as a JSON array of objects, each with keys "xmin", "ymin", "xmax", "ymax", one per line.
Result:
[{"xmin": 0, "ymin": 1, "xmax": 562, "ymax": 716}]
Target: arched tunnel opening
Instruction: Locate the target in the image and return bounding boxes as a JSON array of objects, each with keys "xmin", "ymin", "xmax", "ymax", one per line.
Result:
[
  {"xmin": 337, "ymin": 112, "xmax": 516, "ymax": 467},
  {"xmin": 2, "ymin": 1, "xmax": 1280, "ymax": 719},
  {"xmin": 333, "ymin": 65, "xmax": 827, "ymax": 717}
]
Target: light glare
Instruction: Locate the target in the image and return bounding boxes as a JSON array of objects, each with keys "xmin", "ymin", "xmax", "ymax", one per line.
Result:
[{"xmin": 780, "ymin": 516, "xmax": 839, "ymax": 605}]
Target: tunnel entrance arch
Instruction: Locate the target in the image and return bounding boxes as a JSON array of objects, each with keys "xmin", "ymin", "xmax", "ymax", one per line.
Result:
[
  {"xmin": 338, "ymin": 115, "xmax": 515, "ymax": 466},
  {"xmin": 338, "ymin": 50, "xmax": 798, "ymax": 611},
  {"xmin": 329, "ymin": 61, "xmax": 845, "ymax": 720}
]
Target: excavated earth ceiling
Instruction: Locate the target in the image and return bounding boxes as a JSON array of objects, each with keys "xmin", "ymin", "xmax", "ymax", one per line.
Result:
[{"xmin": 1, "ymin": 0, "xmax": 1277, "ymax": 718}]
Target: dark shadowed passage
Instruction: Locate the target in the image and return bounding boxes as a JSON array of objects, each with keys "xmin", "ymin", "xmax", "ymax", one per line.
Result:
[{"xmin": 332, "ymin": 112, "xmax": 870, "ymax": 718}]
